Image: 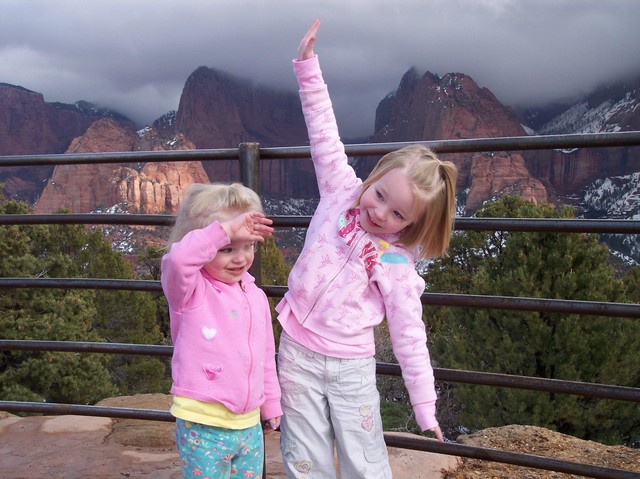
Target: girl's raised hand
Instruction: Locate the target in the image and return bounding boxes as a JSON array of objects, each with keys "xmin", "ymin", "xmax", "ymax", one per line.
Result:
[
  {"xmin": 222, "ymin": 212, "xmax": 273, "ymax": 243},
  {"xmin": 297, "ymin": 19, "xmax": 320, "ymax": 61}
]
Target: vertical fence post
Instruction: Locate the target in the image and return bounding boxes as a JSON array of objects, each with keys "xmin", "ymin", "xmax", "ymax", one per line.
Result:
[
  {"xmin": 238, "ymin": 142, "xmax": 262, "ymax": 285},
  {"xmin": 238, "ymin": 140, "xmax": 269, "ymax": 477}
]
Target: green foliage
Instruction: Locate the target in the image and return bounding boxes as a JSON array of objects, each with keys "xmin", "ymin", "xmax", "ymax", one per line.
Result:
[
  {"xmin": 0, "ymin": 199, "xmax": 168, "ymax": 404},
  {"xmin": 380, "ymin": 401, "xmax": 420, "ymax": 433},
  {"xmin": 426, "ymin": 196, "xmax": 640, "ymax": 445},
  {"xmin": 259, "ymin": 236, "xmax": 292, "ymax": 344},
  {"xmin": 138, "ymin": 245, "xmax": 170, "ymax": 340}
]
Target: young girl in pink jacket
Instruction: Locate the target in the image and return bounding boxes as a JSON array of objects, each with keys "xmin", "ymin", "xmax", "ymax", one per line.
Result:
[
  {"xmin": 276, "ymin": 21, "xmax": 457, "ymax": 478},
  {"xmin": 161, "ymin": 183, "xmax": 282, "ymax": 479}
]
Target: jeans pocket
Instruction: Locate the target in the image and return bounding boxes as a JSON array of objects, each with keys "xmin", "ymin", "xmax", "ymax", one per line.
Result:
[
  {"xmin": 337, "ymin": 357, "xmax": 377, "ymax": 402},
  {"xmin": 278, "ymin": 337, "xmax": 312, "ymax": 396}
]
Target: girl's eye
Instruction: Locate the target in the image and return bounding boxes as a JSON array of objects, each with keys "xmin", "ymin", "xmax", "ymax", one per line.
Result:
[
  {"xmin": 376, "ymin": 190, "xmax": 383, "ymax": 200},
  {"xmin": 245, "ymin": 243, "xmax": 258, "ymax": 252},
  {"xmin": 393, "ymin": 211, "xmax": 404, "ymax": 220},
  {"xmin": 220, "ymin": 247, "xmax": 233, "ymax": 254}
]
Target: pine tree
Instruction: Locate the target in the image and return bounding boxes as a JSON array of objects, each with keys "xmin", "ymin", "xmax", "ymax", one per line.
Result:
[
  {"xmin": 0, "ymin": 199, "xmax": 169, "ymax": 403},
  {"xmin": 259, "ymin": 236, "xmax": 292, "ymax": 343},
  {"xmin": 0, "ymin": 200, "xmax": 118, "ymax": 403},
  {"xmin": 427, "ymin": 196, "xmax": 640, "ymax": 445}
]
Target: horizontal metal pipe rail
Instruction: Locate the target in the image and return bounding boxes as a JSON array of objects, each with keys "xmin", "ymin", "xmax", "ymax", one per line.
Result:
[
  {"xmin": 2, "ymin": 131, "xmax": 640, "ymax": 167},
  {"xmin": 0, "ymin": 399, "xmax": 635, "ymax": 479},
  {"xmin": 2, "ymin": 213, "xmax": 640, "ymax": 235},
  {"xmin": 1, "ymin": 278, "xmax": 639, "ymax": 319},
  {"xmin": 1, "ymin": 339, "xmax": 638, "ymax": 403}
]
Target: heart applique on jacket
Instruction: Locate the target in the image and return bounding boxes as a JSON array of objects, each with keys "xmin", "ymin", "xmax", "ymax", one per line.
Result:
[
  {"xmin": 201, "ymin": 326, "xmax": 217, "ymax": 340},
  {"xmin": 203, "ymin": 364, "xmax": 223, "ymax": 380}
]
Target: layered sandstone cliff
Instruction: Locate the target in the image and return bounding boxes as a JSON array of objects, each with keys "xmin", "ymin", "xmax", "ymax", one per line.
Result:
[{"xmin": 34, "ymin": 119, "xmax": 209, "ymax": 215}]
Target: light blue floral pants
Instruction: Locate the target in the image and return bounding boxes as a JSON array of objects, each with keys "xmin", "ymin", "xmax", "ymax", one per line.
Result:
[{"xmin": 175, "ymin": 418, "xmax": 264, "ymax": 479}]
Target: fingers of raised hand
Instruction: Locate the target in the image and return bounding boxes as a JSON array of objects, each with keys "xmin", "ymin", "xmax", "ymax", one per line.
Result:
[{"xmin": 298, "ymin": 19, "xmax": 320, "ymax": 60}]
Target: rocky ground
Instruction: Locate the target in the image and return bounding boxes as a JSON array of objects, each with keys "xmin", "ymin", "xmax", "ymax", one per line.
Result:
[
  {"xmin": 1, "ymin": 394, "xmax": 638, "ymax": 478},
  {"xmin": 446, "ymin": 425, "xmax": 640, "ymax": 478}
]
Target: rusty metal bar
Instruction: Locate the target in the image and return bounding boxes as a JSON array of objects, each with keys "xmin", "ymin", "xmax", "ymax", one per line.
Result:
[
  {"xmin": 4, "ymin": 214, "xmax": 639, "ymax": 235},
  {"xmin": 258, "ymin": 131, "xmax": 640, "ymax": 158},
  {"xmin": 1, "ymin": 279, "xmax": 638, "ymax": 319},
  {"xmin": 2, "ymin": 132, "xmax": 639, "ymax": 168},
  {"xmin": 0, "ymin": 399, "xmax": 635, "ymax": 479},
  {"xmin": 1, "ymin": 340, "xmax": 638, "ymax": 403},
  {"xmin": 383, "ymin": 434, "xmax": 640, "ymax": 479},
  {"xmin": 239, "ymin": 142, "xmax": 263, "ymax": 284},
  {"xmin": 0, "ymin": 339, "xmax": 172, "ymax": 356},
  {"xmin": 375, "ymin": 362, "xmax": 640, "ymax": 402},
  {"xmin": 0, "ymin": 148, "xmax": 240, "ymax": 167},
  {"xmin": 0, "ymin": 278, "xmax": 160, "ymax": 291}
]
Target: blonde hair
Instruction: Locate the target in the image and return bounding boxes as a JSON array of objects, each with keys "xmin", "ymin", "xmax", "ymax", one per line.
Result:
[
  {"xmin": 166, "ymin": 183, "xmax": 263, "ymax": 249},
  {"xmin": 355, "ymin": 144, "xmax": 457, "ymax": 259}
]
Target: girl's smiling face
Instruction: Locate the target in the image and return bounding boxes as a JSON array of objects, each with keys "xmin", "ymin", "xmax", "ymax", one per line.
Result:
[
  {"xmin": 204, "ymin": 241, "xmax": 256, "ymax": 284},
  {"xmin": 358, "ymin": 167, "xmax": 416, "ymax": 235}
]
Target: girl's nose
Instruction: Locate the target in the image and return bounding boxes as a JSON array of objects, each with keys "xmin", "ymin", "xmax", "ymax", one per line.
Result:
[
  {"xmin": 231, "ymin": 254, "xmax": 245, "ymax": 263},
  {"xmin": 372, "ymin": 207, "xmax": 386, "ymax": 223}
]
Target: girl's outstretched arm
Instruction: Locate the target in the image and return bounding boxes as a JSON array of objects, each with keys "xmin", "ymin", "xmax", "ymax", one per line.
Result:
[{"xmin": 298, "ymin": 19, "xmax": 320, "ymax": 61}]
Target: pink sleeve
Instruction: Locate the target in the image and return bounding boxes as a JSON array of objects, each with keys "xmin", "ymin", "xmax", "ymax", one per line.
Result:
[
  {"xmin": 293, "ymin": 55, "xmax": 325, "ymax": 90},
  {"xmin": 160, "ymin": 222, "xmax": 229, "ymax": 311},
  {"xmin": 261, "ymin": 299, "xmax": 283, "ymax": 420},
  {"xmin": 373, "ymin": 259, "xmax": 440, "ymax": 432},
  {"xmin": 291, "ymin": 55, "xmax": 360, "ymax": 198}
]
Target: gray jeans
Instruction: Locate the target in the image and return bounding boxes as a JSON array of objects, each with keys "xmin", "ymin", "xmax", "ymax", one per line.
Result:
[{"xmin": 277, "ymin": 332, "xmax": 392, "ymax": 479}]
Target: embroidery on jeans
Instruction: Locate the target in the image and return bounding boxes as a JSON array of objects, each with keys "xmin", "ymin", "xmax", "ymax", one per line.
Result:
[
  {"xmin": 359, "ymin": 404, "xmax": 374, "ymax": 431},
  {"xmin": 294, "ymin": 460, "xmax": 313, "ymax": 474}
]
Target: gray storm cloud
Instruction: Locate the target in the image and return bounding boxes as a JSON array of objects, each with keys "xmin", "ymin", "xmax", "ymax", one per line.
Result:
[{"xmin": 1, "ymin": 0, "xmax": 638, "ymax": 137}]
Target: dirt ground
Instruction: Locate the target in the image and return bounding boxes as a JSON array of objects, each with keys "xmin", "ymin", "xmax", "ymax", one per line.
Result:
[
  {"xmin": 444, "ymin": 424, "xmax": 640, "ymax": 478},
  {"xmin": 1, "ymin": 393, "xmax": 638, "ymax": 478}
]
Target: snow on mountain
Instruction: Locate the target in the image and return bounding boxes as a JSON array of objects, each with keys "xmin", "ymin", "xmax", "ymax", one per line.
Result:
[
  {"xmin": 536, "ymin": 92, "xmax": 638, "ymax": 135},
  {"xmin": 584, "ymin": 172, "xmax": 640, "ymax": 219},
  {"xmin": 582, "ymin": 172, "xmax": 640, "ymax": 265},
  {"xmin": 530, "ymin": 81, "xmax": 640, "ymax": 266}
]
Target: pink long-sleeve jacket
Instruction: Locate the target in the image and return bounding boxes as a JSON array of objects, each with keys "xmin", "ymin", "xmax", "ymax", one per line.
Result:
[
  {"xmin": 161, "ymin": 221, "xmax": 282, "ymax": 421},
  {"xmin": 276, "ymin": 55, "xmax": 439, "ymax": 431}
]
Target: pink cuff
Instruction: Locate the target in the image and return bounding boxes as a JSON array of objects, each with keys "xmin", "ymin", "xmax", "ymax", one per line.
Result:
[
  {"xmin": 292, "ymin": 55, "xmax": 325, "ymax": 90},
  {"xmin": 413, "ymin": 401, "xmax": 439, "ymax": 431}
]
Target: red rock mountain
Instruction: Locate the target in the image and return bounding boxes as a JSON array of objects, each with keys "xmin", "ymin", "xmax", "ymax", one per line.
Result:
[
  {"xmin": 0, "ymin": 83, "xmax": 135, "ymax": 203},
  {"xmin": 2, "ymin": 66, "xmax": 639, "ymax": 216},
  {"xmin": 175, "ymin": 66, "xmax": 315, "ymax": 196},
  {"xmin": 34, "ymin": 118, "xmax": 208, "ymax": 215},
  {"xmin": 369, "ymin": 69, "xmax": 548, "ymax": 211}
]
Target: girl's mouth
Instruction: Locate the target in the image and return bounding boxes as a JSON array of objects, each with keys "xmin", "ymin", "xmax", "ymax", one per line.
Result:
[{"xmin": 367, "ymin": 212, "xmax": 381, "ymax": 228}]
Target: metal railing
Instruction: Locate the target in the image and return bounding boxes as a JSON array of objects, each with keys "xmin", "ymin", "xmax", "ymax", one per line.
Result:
[{"xmin": 1, "ymin": 131, "xmax": 640, "ymax": 478}]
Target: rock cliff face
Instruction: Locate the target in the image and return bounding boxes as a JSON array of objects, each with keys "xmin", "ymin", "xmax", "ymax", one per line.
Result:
[
  {"xmin": 370, "ymin": 69, "xmax": 548, "ymax": 211},
  {"xmin": 34, "ymin": 118, "xmax": 209, "ymax": 214},
  {"xmin": 175, "ymin": 66, "xmax": 316, "ymax": 196},
  {"xmin": 0, "ymin": 83, "xmax": 136, "ymax": 202},
  {"xmin": 3, "ymin": 66, "xmax": 639, "ymax": 217}
]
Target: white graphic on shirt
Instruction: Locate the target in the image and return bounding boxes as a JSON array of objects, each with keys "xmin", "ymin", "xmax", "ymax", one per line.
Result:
[{"xmin": 201, "ymin": 327, "xmax": 217, "ymax": 340}]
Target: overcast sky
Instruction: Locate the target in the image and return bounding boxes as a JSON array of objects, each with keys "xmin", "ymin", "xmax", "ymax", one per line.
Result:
[{"xmin": 1, "ymin": 0, "xmax": 639, "ymax": 138}]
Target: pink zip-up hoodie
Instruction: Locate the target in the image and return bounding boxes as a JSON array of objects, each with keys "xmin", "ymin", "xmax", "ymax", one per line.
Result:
[
  {"xmin": 276, "ymin": 55, "xmax": 439, "ymax": 431},
  {"xmin": 161, "ymin": 221, "xmax": 282, "ymax": 421}
]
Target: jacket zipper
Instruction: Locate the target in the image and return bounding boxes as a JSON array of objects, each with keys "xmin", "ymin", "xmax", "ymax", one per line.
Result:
[
  {"xmin": 240, "ymin": 281, "xmax": 254, "ymax": 412},
  {"xmin": 301, "ymin": 230, "xmax": 366, "ymax": 324}
]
